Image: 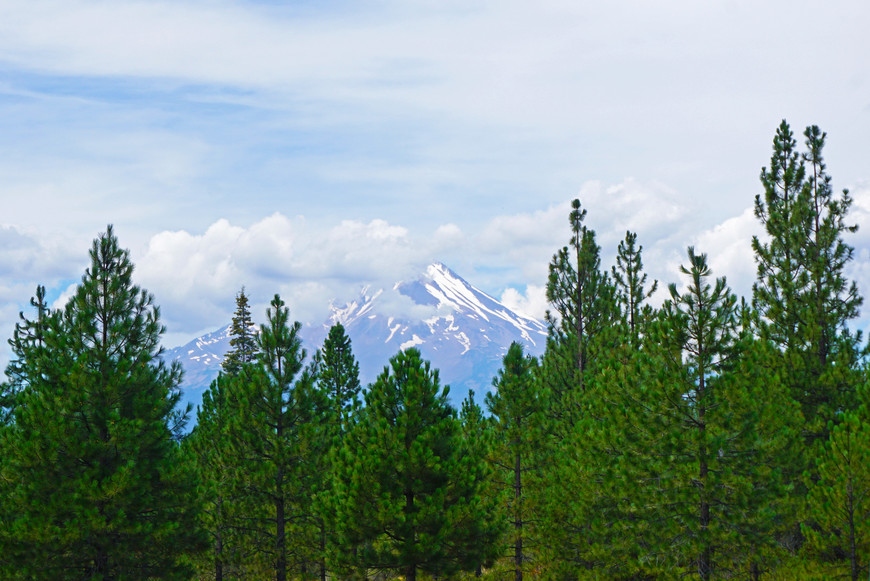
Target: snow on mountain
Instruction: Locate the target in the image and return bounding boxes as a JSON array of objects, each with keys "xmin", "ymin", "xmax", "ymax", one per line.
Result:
[{"xmin": 165, "ymin": 263, "xmax": 548, "ymax": 413}]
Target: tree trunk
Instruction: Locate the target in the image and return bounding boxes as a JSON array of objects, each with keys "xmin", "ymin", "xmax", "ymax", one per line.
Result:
[
  {"xmin": 405, "ymin": 488, "xmax": 416, "ymax": 581},
  {"xmin": 320, "ymin": 520, "xmax": 327, "ymax": 581},
  {"xmin": 514, "ymin": 445, "xmax": 523, "ymax": 581},
  {"xmin": 848, "ymin": 479, "xmax": 858, "ymax": 581},
  {"xmin": 276, "ymin": 435, "xmax": 286, "ymax": 581},
  {"xmin": 698, "ymin": 371, "xmax": 711, "ymax": 581}
]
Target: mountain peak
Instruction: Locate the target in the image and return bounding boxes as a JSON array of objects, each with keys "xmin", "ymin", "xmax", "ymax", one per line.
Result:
[{"xmin": 165, "ymin": 262, "xmax": 547, "ymax": 412}]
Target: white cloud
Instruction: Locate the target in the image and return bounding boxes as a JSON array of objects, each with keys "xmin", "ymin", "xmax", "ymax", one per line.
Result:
[
  {"xmin": 500, "ymin": 284, "xmax": 548, "ymax": 321},
  {"xmin": 135, "ymin": 213, "xmax": 451, "ymax": 337},
  {"xmin": 684, "ymin": 207, "xmax": 760, "ymax": 300},
  {"xmin": 127, "ymin": 178, "xmax": 704, "ymax": 343},
  {"xmin": 0, "ymin": 224, "xmax": 85, "ymax": 280}
]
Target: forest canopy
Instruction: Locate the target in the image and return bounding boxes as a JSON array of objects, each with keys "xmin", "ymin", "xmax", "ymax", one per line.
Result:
[{"xmin": 1, "ymin": 121, "xmax": 868, "ymax": 580}]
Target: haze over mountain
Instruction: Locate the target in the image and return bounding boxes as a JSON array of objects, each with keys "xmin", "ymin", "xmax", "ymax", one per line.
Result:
[{"xmin": 166, "ymin": 263, "xmax": 548, "ymax": 412}]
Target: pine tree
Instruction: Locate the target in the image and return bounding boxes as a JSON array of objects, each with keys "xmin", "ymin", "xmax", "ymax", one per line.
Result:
[
  {"xmin": 328, "ymin": 348, "xmax": 500, "ymax": 580},
  {"xmin": 605, "ymin": 248, "xmax": 801, "ymax": 579},
  {"xmin": 612, "ymin": 230, "xmax": 658, "ymax": 346},
  {"xmin": 534, "ymin": 199, "xmax": 617, "ymax": 575},
  {"xmin": 0, "ymin": 286, "xmax": 52, "ymax": 577},
  {"xmin": 543, "ymin": 198, "xmax": 615, "ymax": 399},
  {"xmin": 536, "ymin": 234, "xmax": 659, "ymax": 578},
  {"xmin": 2, "ymin": 285, "xmax": 50, "ymax": 424},
  {"xmin": 225, "ymin": 294, "xmax": 323, "ymax": 581},
  {"xmin": 222, "ymin": 287, "xmax": 259, "ymax": 376},
  {"xmin": 752, "ymin": 120, "xmax": 863, "ymax": 443},
  {"xmin": 311, "ymin": 322, "xmax": 362, "ymax": 581},
  {"xmin": 485, "ymin": 343, "xmax": 541, "ymax": 581},
  {"xmin": 313, "ymin": 322, "xmax": 361, "ymax": 435},
  {"xmin": 0, "ymin": 225, "xmax": 205, "ymax": 579},
  {"xmin": 458, "ymin": 390, "xmax": 503, "ymax": 577},
  {"xmin": 187, "ymin": 373, "xmax": 245, "ymax": 580},
  {"xmin": 753, "ymin": 120, "xmax": 808, "ymax": 352},
  {"xmin": 752, "ymin": 122, "xmax": 865, "ymax": 566},
  {"xmin": 802, "ymin": 386, "xmax": 870, "ymax": 580}
]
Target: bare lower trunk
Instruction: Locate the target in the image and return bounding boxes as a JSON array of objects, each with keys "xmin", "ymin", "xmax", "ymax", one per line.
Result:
[
  {"xmin": 698, "ymin": 373, "xmax": 711, "ymax": 581},
  {"xmin": 515, "ymin": 445, "xmax": 523, "ymax": 581},
  {"xmin": 320, "ymin": 521, "xmax": 327, "ymax": 581}
]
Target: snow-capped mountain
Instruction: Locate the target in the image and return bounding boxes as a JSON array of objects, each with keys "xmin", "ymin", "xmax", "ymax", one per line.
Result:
[{"xmin": 165, "ymin": 263, "xmax": 548, "ymax": 412}]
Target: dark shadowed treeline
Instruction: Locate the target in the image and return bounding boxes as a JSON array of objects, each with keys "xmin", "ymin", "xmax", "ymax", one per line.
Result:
[{"xmin": 1, "ymin": 121, "xmax": 869, "ymax": 580}]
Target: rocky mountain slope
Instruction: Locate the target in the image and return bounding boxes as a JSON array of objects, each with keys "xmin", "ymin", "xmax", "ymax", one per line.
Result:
[{"xmin": 165, "ymin": 263, "xmax": 547, "ymax": 412}]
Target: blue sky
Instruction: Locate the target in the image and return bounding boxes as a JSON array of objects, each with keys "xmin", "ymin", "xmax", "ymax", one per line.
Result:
[{"xmin": 1, "ymin": 0, "xmax": 869, "ymax": 355}]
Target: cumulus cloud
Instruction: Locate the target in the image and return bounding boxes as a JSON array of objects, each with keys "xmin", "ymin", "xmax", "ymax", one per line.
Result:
[
  {"xmin": 0, "ymin": 224, "xmax": 85, "ymax": 281},
  {"xmin": 127, "ymin": 178, "xmax": 702, "ymax": 344},
  {"xmin": 477, "ymin": 201, "xmax": 570, "ymax": 283},
  {"xmin": 134, "ymin": 213, "xmax": 460, "ymax": 338},
  {"xmin": 683, "ymin": 207, "xmax": 760, "ymax": 300},
  {"xmin": 500, "ymin": 284, "xmax": 548, "ymax": 321}
]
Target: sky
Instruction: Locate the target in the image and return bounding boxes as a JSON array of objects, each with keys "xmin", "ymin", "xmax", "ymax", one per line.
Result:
[{"xmin": 1, "ymin": 0, "xmax": 869, "ymax": 358}]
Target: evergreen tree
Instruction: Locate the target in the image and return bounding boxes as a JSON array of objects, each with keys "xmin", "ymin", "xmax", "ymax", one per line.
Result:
[
  {"xmin": 328, "ymin": 348, "xmax": 500, "ymax": 580},
  {"xmin": 187, "ymin": 373, "xmax": 246, "ymax": 580},
  {"xmin": 225, "ymin": 294, "xmax": 323, "ymax": 581},
  {"xmin": 0, "ymin": 286, "xmax": 52, "ymax": 577},
  {"xmin": 605, "ymin": 248, "xmax": 800, "ymax": 579},
  {"xmin": 0, "ymin": 226, "xmax": 205, "ymax": 579},
  {"xmin": 2, "ymin": 285, "xmax": 50, "ymax": 424},
  {"xmin": 611, "ymin": 230, "xmax": 658, "ymax": 346},
  {"xmin": 802, "ymin": 385, "xmax": 870, "ymax": 580},
  {"xmin": 536, "ymin": 234, "xmax": 658, "ymax": 578},
  {"xmin": 543, "ymin": 198, "xmax": 615, "ymax": 398},
  {"xmin": 311, "ymin": 322, "xmax": 362, "ymax": 581},
  {"xmin": 752, "ymin": 122, "xmax": 865, "ymax": 564},
  {"xmin": 222, "ymin": 287, "xmax": 259, "ymax": 376},
  {"xmin": 312, "ymin": 322, "xmax": 361, "ymax": 435},
  {"xmin": 534, "ymin": 199, "xmax": 616, "ymax": 575},
  {"xmin": 752, "ymin": 120, "xmax": 863, "ymax": 443},
  {"xmin": 458, "ymin": 390, "xmax": 502, "ymax": 577},
  {"xmin": 485, "ymin": 343, "xmax": 541, "ymax": 581},
  {"xmin": 753, "ymin": 120, "xmax": 808, "ymax": 353}
]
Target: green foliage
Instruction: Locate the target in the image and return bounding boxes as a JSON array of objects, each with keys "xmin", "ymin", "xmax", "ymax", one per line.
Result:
[
  {"xmin": 485, "ymin": 343, "xmax": 542, "ymax": 580},
  {"xmin": 312, "ymin": 322, "xmax": 361, "ymax": 435},
  {"xmin": 753, "ymin": 120, "xmax": 863, "ymax": 442},
  {"xmin": 223, "ymin": 294, "xmax": 325, "ymax": 581},
  {"xmin": 328, "ymin": 348, "xmax": 500, "ymax": 580},
  {"xmin": 544, "ymin": 198, "xmax": 616, "ymax": 397},
  {"xmin": 187, "ymin": 373, "xmax": 248, "ymax": 580},
  {"xmin": 802, "ymin": 382, "xmax": 870, "ymax": 580},
  {"xmin": 560, "ymin": 249, "xmax": 802, "ymax": 579},
  {"xmin": 612, "ymin": 230, "xmax": 658, "ymax": 345},
  {"xmin": 311, "ymin": 322, "xmax": 363, "ymax": 580},
  {"xmin": 0, "ymin": 226, "xmax": 205, "ymax": 580},
  {"xmin": 222, "ymin": 287, "xmax": 259, "ymax": 376},
  {"xmin": 2, "ymin": 122, "xmax": 867, "ymax": 579}
]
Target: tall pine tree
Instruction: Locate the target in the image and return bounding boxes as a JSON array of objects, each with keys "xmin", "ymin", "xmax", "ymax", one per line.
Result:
[
  {"xmin": 752, "ymin": 120, "xmax": 863, "ymax": 443},
  {"xmin": 485, "ymin": 342, "xmax": 541, "ymax": 581},
  {"xmin": 543, "ymin": 198, "xmax": 615, "ymax": 399},
  {"xmin": 187, "ymin": 373, "xmax": 247, "ymax": 580},
  {"xmin": 224, "ymin": 294, "xmax": 324, "ymax": 581},
  {"xmin": 534, "ymin": 199, "xmax": 617, "ymax": 575},
  {"xmin": 610, "ymin": 249, "xmax": 800, "ymax": 579},
  {"xmin": 0, "ymin": 226, "xmax": 205, "ymax": 579},
  {"xmin": 612, "ymin": 230, "xmax": 658, "ymax": 346},
  {"xmin": 312, "ymin": 322, "xmax": 361, "ymax": 435},
  {"xmin": 328, "ymin": 348, "xmax": 500, "ymax": 580},
  {"xmin": 311, "ymin": 322, "xmax": 362, "ymax": 581},
  {"xmin": 222, "ymin": 287, "xmax": 259, "ymax": 376}
]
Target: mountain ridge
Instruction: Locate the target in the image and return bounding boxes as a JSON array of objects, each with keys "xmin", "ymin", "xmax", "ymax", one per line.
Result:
[{"xmin": 166, "ymin": 263, "xmax": 547, "ymax": 411}]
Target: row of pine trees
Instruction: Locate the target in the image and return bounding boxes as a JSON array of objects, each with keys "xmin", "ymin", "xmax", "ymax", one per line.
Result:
[{"xmin": 1, "ymin": 120, "xmax": 869, "ymax": 579}]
